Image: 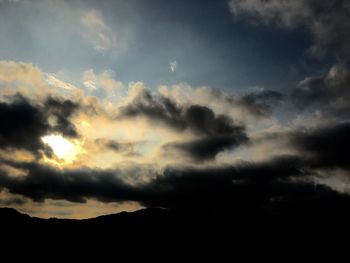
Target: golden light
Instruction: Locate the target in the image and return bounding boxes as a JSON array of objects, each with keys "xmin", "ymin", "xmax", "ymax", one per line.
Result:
[{"xmin": 41, "ymin": 134, "xmax": 82, "ymax": 164}]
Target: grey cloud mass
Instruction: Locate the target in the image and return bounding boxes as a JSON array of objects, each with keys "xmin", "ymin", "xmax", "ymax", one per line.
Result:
[
  {"xmin": 119, "ymin": 89, "xmax": 249, "ymax": 160},
  {"xmin": 1, "ymin": 155, "xmax": 350, "ymax": 216},
  {"xmin": 290, "ymin": 122, "xmax": 350, "ymax": 170}
]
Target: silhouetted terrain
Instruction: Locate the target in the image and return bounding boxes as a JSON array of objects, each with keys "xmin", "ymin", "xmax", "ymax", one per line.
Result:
[
  {"xmin": 3, "ymin": 206, "xmax": 350, "ymax": 247},
  {"xmin": 2, "ymin": 197, "xmax": 350, "ymax": 226}
]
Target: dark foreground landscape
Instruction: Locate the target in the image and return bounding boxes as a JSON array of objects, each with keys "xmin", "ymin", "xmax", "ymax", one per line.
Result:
[
  {"xmin": 2, "ymin": 196, "xmax": 350, "ymax": 226},
  {"xmin": 2, "ymin": 205, "xmax": 350, "ymax": 248}
]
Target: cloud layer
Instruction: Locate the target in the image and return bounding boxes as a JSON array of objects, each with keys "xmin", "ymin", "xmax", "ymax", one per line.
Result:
[{"xmin": 0, "ymin": 58, "xmax": 349, "ymax": 218}]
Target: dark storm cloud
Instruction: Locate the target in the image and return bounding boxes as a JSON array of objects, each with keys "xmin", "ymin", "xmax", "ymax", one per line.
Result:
[
  {"xmin": 119, "ymin": 89, "xmax": 185, "ymax": 131},
  {"xmin": 140, "ymin": 158, "xmax": 350, "ymax": 216},
  {"xmin": 0, "ymin": 161, "xmax": 133, "ymax": 203},
  {"xmin": 164, "ymin": 134, "xmax": 247, "ymax": 161},
  {"xmin": 45, "ymin": 97, "xmax": 79, "ymax": 138},
  {"xmin": 0, "ymin": 156, "xmax": 305, "ymax": 205},
  {"xmin": 254, "ymin": 121, "xmax": 350, "ymax": 172},
  {"xmin": 0, "ymin": 96, "xmax": 49, "ymax": 154},
  {"xmin": 291, "ymin": 122, "xmax": 350, "ymax": 170},
  {"xmin": 120, "ymin": 89, "xmax": 242, "ymax": 135},
  {"xmin": 0, "ymin": 95, "xmax": 79, "ymax": 155},
  {"xmin": 2, "ymin": 155, "xmax": 350, "ymax": 215},
  {"xmin": 184, "ymin": 105, "xmax": 244, "ymax": 137},
  {"xmin": 120, "ymin": 89, "xmax": 248, "ymax": 160}
]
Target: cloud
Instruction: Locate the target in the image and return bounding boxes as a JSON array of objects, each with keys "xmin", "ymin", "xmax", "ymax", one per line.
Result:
[
  {"xmin": 0, "ymin": 88, "xmax": 349, "ymax": 215},
  {"xmin": 290, "ymin": 122, "xmax": 350, "ymax": 170},
  {"xmin": 44, "ymin": 97, "xmax": 79, "ymax": 138},
  {"xmin": 0, "ymin": 156, "xmax": 305, "ymax": 206},
  {"xmin": 0, "ymin": 96, "xmax": 50, "ymax": 154},
  {"xmin": 119, "ymin": 89, "xmax": 248, "ymax": 160},
  {"xmin": 291, "ymin": 62, "xmax": 350, "ymax": 115},
  {"xmin": 81, "ymin": 9, "xmax": 115, "ymax": 52},
  {"xmin": 0, "ymin": 95, "xmax": 79, "ymax": 156},
  {"xmin": 163, "ymin": 135, "xmax": 247, "ymax": 161},
  {"xmin": 96, "ymin": 139, "xmax": 140, "ymax": 157},
  {"xmin": 125, "ymin": 85, "xmax": 282, "ymax": 126},
  {"xmin": 1, "ymin": 60, "xmax": 350, "ymax": 216},
  {"xmin": 0, "ymin": 190, "xmax": 26, "ymax": 206},
  {"xmin": 229, "ymin": 0, "xmax": 313, "ymax": 28},
  {"xmin": 82, "ymin": 69, "xmax": 123, "ymax": 92},
  {"xmin": 163, "ymin": 104, "xmax": 248, "ymax": 161},
  {"xmin": 292, "ymin": 76, "xmax": 329, "ymax": 109},
  {"xmin": 237, "ymin": 90, "xmax": 284, "ymax": 118},
  {"xmin": 46, "ymin": 74, "xmax": 77, "ymax": 91},
  {"xmin": 0, "ymin": 61, "xmax": 80, "ymax": 100},
  {"xmin": 170, "ymin": 61, "xmax": 177, "ymax": 73},
  {"xmin": 159, "ymin": 85, "xmax": 284, "ymax": 121},
  {"xmin": 0, "ymin": 197, "xmax": 26, "ymax": 206},
  {"xmin": 2, "ymin": 155, "xmax": 350, "ymax": 215},
  {"xmin": 0, "ymin": 194, "xmax": 141, "ymax": 220},
  {"xmin": 118, "ymin": 88, "xmax": 185, "ymax": 130},
  {"xmin": 250, "ymin": 120, "xmax": 350, "ymax": 173},
  {"xmin": 0, "ymin": 161, "xmax": 134, "ymax": 203},
  {"xmin": 183, "ymin": 105, "xmax": 244, "ymax": 137},
  {"xmin": 142, "ymin": 156, "xmax": 309, "ymax": 210},
  {"xmin": 229, "ymin": 0, "xmax": 350, "ymax": 56},
  {"xmin": 0, "ymin": 60, "xmax": 46, "ymax": 88}
]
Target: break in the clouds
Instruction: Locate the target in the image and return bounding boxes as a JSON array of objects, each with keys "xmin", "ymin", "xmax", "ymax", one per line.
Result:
[{"xmin": 0, "ymin": 0, "xmax": 350, "ymax": 218}]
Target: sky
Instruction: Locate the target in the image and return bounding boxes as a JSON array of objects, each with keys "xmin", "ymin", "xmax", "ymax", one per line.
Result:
[{"xmin": 0, "ymin": 0, "xmax": 350, "ymax": 218}]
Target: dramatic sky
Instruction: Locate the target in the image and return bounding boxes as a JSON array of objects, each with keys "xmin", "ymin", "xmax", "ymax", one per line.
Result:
[{"xmin": 0, "ymin": 0, "xmax": 350, "ymax": 218}]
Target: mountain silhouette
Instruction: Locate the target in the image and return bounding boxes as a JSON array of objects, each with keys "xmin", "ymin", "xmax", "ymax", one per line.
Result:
[
  {"xmin": 2, "ymin": 206, "xmax": 350, "ymax": 243},
  {"xmin": 2, "ymin": 197, "xmax": 350, "ymax": 226}
]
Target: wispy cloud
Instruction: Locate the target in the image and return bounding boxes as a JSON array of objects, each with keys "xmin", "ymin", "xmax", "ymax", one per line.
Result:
[
  {"xmin": 82, "ymin": 69, "xmax": 123, "ymax": 92},
  {"xmin": 170, "ymin": 61, "xmax": 177, "ymax": 73},
  {"xmin": 46, "ymin": 74, "xmax": 77, "ymax": 91},
  {"xmin": 81, "ymin": 9, "xmax": 115, "ymax": 53}
]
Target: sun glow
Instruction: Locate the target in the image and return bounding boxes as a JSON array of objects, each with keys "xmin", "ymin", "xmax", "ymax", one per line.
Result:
[{"xmin": 41, "ymin": 135, "xmax": 82, "ymax": 164}]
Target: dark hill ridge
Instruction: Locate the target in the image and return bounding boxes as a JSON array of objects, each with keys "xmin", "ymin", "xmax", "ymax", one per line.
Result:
[
  {"xmin": 0, "ymin": 207, "xmax": 32, "ymax": 222},
  {"xmin": 2, "ymin": 196, "xmax": 350, "ymax": 226},
  {"xmin": 2, "ymin": 207, "xmax": 350, "ymax": 240},
  {"xmin": 0, "ymin": 207, "xmax": 197, "ymax": 225},
  {"xmin": 0, "ymin": 207, "xmax": 170, "ymax": 224}
]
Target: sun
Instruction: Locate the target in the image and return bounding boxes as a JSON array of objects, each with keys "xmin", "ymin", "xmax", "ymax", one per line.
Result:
[{"xmin": 41, "ymin": 134, "xmax": 82, "ymax": 164}]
